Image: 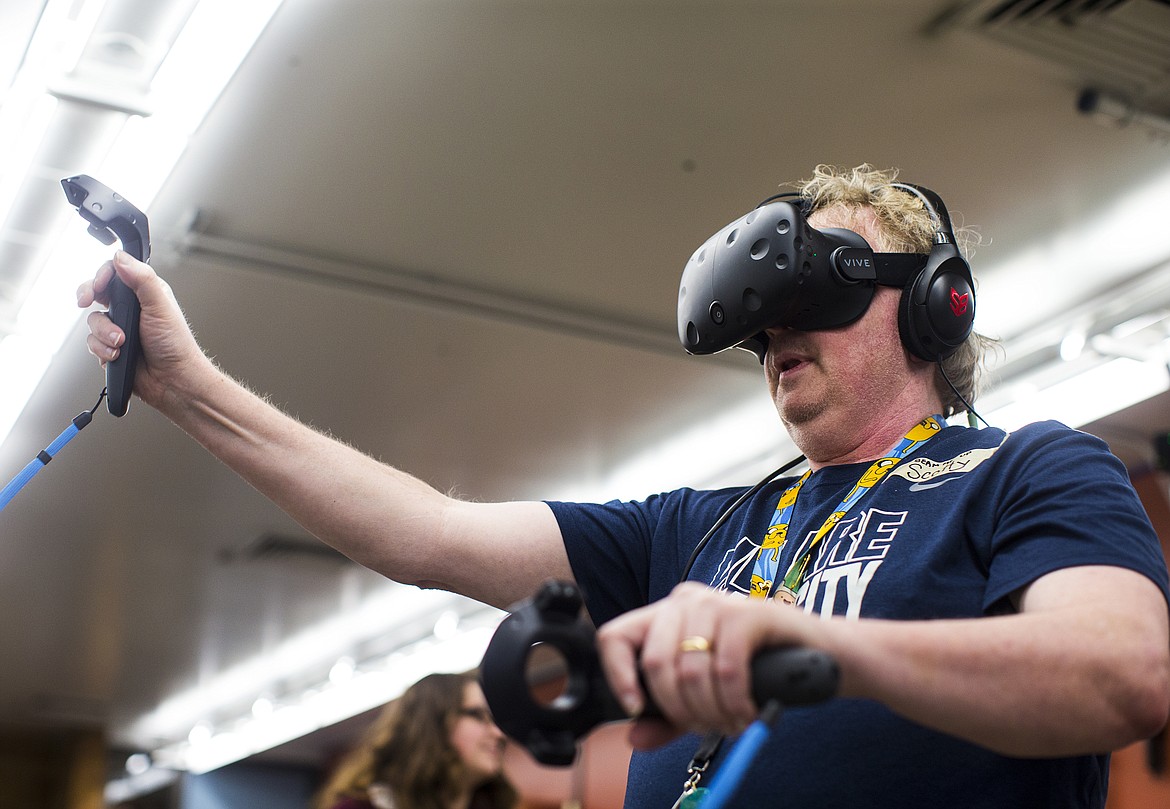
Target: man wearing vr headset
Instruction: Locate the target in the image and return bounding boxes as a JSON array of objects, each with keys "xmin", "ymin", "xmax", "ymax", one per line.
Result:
[{"xmin": 79, "ymin": 164, "xmax": 1169, "ymax": 808}]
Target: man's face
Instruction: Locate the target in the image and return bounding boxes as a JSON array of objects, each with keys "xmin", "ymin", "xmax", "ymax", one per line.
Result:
[{"xmin": 762, "ymin": 206, "xmax": 922, "ymax": 438}]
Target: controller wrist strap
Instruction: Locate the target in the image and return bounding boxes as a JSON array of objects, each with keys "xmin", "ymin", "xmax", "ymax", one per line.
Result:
[
  {"xmin": 698, "ymin": 701, "xmax": 783, "ymax": 809},
  {"xmin": 670, "ymin": 700, "xmax": 784, "ymax": 809},
  {"xmin": 670, "ymin": 731, "xmax": 723, "ymax": 809},
  {"xmin": 0, "ymin": 389, "xmax": 106, "ymax": 512}
]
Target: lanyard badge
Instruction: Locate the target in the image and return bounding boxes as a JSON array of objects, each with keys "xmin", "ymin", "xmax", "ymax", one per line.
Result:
[{"xmin": 749, "ymin": 415, "xmax": 943, "ymax": 604}]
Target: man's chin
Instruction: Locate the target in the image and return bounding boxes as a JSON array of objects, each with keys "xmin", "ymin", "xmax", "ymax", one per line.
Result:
[{"xmin": 776, "ymin": 397, "xmax": 826, "ymax": 429}]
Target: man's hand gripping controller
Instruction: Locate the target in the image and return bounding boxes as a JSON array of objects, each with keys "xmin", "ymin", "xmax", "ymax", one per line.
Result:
[
  {"xmin": 479, "ymin": 580, "xmax": 840, "ymax": 766},
  {"xmin": 61, "ymin": 175, "xmax": 151, "ymax": 417}
]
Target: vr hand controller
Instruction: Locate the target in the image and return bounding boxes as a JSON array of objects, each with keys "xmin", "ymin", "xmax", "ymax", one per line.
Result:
[
  {"xmin": 61, "ymin": 175, "xmax": 151, "ymax": 417},
  {"xmin": 479, "ymin": 580, "xmax": 839, "ymax": 766}
]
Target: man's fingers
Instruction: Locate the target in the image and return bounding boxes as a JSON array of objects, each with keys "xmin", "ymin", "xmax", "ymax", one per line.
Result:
[{"xmin": 597, "ymin": 616, "xmax": 648, "ymax": 717}]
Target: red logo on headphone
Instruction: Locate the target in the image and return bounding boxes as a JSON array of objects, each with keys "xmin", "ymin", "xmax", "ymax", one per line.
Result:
[{"xmin": 949, "ymin": 288, "xmax": 970, "ymax": 317}]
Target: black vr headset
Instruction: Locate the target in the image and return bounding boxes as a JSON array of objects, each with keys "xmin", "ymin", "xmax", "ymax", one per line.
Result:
[{"xmin": 677, "ymin": 183, "xmax": 975, "ymax": 364}]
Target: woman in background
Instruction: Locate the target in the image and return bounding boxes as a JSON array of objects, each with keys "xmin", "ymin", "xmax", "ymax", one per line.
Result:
[{"xmin": 314, "ymin": 672, "xmax": 518, "ymax": 809}]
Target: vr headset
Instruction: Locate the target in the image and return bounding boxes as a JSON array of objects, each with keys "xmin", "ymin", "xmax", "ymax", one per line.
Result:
[{"xmin": 677, "ymin": 183, "xmax": 975, "ymax": 364}]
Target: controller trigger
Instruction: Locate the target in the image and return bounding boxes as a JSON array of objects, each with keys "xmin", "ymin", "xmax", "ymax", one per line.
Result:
[{"xmin": 88, "ymin": 224, "xmax": 117, "ymax": 245}]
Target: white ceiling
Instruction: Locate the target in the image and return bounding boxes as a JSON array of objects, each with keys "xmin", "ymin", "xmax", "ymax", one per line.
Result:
[{"xmin": 1, "ymin": 0, "xmax": 1170, "ymax": 777}]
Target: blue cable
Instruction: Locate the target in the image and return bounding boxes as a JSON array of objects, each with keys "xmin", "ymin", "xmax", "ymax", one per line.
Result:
[
  {"xmin": 0, "ymin": 390, "xmax": 104, "ymax": 512},
  {"xmin": 697, "ymin": 701, "xmax": 782, "ymax": 809}
]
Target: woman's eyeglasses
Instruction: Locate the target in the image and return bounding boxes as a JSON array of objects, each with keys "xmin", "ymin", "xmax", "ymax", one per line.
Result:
[{"xmin": 458, "ymin": 706, "xmax": 495, "ymax": 725}]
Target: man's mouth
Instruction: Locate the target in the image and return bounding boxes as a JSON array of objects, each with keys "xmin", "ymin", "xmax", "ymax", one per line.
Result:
[
  {"xmin": 766, "ymin": 334, "xmax": 816, "ymax": 380},
  {"xmin": 771, "ymin": 352, "xmax": 812, "ymax": 378}
]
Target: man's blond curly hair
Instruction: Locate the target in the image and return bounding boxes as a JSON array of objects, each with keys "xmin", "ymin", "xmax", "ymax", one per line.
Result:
[{"xmin": 791, "ymin": 163, "xmax": 996, "ymax": 418}]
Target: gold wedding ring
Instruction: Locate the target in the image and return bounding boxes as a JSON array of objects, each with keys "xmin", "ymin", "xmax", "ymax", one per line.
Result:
[{"xmin": 679, "ymin": 635, "xmax": 713, "ymax": 654}]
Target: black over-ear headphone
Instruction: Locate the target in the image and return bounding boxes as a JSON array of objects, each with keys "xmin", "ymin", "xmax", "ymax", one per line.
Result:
[
  {"xmin": 676, "ymin": 183, "xmax": 975, "ymax": 363},
  {"xmin": 889, "ymin": 183, "xmax": 975, "ymax": 362}
]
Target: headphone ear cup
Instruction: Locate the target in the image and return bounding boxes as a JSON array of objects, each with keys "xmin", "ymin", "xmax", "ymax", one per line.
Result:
[{"xmin": 898, "ymin": 251, "xmax": 976, "ymax": 362}]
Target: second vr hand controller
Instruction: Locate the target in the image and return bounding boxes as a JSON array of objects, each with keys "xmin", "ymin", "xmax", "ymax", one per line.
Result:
[
  {"xmin": 61, "ymin": 175, "xmax": 151, "ymax": 417},
  {"xmin": 479, "ymin": 580, "xmax": 840, "ymax": 766}
]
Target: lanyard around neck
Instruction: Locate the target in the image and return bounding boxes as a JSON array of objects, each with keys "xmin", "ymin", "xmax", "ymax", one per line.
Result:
[{"xmin": 749, "ymin": 415, "xmax": 944, "ymax": 604}]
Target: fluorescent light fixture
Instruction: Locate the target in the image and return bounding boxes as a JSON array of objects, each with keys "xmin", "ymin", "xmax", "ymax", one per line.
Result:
[
  {"xmin": 104, "ymin": 766, "xmax": 179, "ymax": 805},
  {"xmin": 0, "ymin": 337, "xmax": 54, "ymax": 442},
  {"xmin": 125, "ymin": 752, "xmax": 152, "ymax": 776},
  {"xmin": 0, "ymin": 0, "xmax": 286, "ymax": 451},
  {"xmin": 328, "ymin": 656, "xmax": 356, "ymax": 686},
  {"xmin": 96, "ymin": 0, "xmax": 286, "ymax": 205},
  {"xmin": 188, "ymin": 722, "xmax": 212, "ymax": 746},
  {"xmin": 154, "ymin": 621, "xmax": 501, "ymax": 775},
  {"xmin": 1059, "ymin": 329, "xmax": 1086, "ymax": 362},
  {"xmin": 0, "ymin": 224, "xmax": 110, "ymax": 438},
  {"xmin": 984, "ymin": 355, "xmax": 1170, "ymax": 432},
  {"xmin": 433, "ymin": 609, "xmax": 461, "ymax": 641},
  {"xmin": 126, "ymin": 583, "xmax": 485, "ymax": 746},
  {"xmin": 0, "ymin": 96, "xmax": 59, "ymax": 227},
  {"xmin": 975, "ymin": 164, "xmax": 1170, "ymax": 342},
  {"xmin": 250, "ymin": 697, "xmax": 274, "ymax": 719},
  {"xmin": 0, "ymin": 0, "xmax": 106, "ymax": 217}
]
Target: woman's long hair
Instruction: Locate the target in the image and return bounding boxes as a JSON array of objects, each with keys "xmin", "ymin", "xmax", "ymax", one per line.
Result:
[{"xmin": 313, "ymin": 672, "xmax": 517, "ymax": 809}]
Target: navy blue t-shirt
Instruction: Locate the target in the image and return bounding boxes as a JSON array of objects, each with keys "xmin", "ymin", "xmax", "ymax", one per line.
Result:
[{"xmin": 547, "ymin": 420, "xmax": 1170, "ymax": 809}]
